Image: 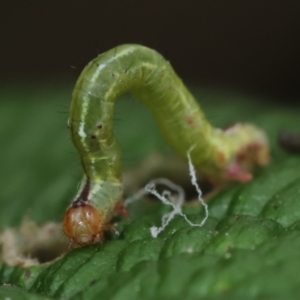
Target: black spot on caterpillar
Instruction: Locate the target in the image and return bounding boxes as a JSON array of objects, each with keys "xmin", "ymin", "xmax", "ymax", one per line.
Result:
[{"xmin": 63, "ymin": 44, "xmax": 269, "ymax": 246}]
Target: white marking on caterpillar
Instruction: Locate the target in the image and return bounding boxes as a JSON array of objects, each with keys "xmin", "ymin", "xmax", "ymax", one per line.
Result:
[{"xmin": 78, "ymin": 122, "xmax": 86, "ymax": 138}]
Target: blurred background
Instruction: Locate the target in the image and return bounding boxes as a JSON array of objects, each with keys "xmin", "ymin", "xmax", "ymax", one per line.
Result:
[
  {"xmin": 1, "ymin": 0, "xmax": 300, "ymax": 102},
  {"xmin": 0, "ymin": 0, "xmax": 300, "ymax": 228}
]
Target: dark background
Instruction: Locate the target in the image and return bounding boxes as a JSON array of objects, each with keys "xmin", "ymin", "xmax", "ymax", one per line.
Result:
[{"xmin": 1, "ymin": 0, "xmax": 300, "ymax": 101}]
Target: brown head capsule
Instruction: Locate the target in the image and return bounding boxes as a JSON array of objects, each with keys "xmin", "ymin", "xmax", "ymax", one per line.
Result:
[{"xmin": 63, "ymin": 203, "xmax": 104, "ymax": 246}]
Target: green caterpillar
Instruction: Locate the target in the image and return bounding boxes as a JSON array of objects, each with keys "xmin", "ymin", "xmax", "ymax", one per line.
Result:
[{"xmin": 63, "ymin": 44, "xmax": 269, "ymax": 246}]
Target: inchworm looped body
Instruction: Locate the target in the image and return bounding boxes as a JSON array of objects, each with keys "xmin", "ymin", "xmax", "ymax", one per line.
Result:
[{"xmin": 63, "ymin": 44, "xmax": 269, "ymax": 246}]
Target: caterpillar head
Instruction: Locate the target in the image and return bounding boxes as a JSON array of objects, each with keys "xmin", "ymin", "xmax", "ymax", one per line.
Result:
[{"xmin": 63, "ymin": 202, "xmax": 104, "ymax": 246}]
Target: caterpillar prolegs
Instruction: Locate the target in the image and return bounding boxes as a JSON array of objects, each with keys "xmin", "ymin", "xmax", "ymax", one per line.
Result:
[{"xmin": 63, "ymin": 44, "xmax": 269, "ymax": 246}]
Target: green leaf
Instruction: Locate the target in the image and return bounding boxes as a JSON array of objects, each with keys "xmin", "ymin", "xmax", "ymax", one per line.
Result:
[
  {"xmin": 0, "ymin": 285, "xmax": 54, "ymax": 300},
  {"xmin": 1, "ymin": 84, "xmax": 300, "ymax": 299}
]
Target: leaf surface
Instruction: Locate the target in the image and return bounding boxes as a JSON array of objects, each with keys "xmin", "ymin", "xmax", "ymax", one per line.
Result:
[{"xmin": 0, "ymin": 85, "xmax": 300, "ymax": 299}]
